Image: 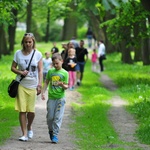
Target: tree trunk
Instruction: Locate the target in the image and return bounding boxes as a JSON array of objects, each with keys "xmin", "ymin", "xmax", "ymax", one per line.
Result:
[
  {"xmin": 0, "ymin": 25, "xmax": 8, "ymax": 57},
  {"xmin": 88, "ymin": 11, "xmax": 105, "ymax": 43},
  {"xmin": 133, "ymin": 23, "xmax": 142, "ymax": 61},
  {"xmin": 62, "ymin": 17, "xmax": 77, "ymax": 41},
  {"xmin": 45, "ymin": 7, "xmax": 50, "ymax": 43},
  {"xmin": 141, "ymin": 18, "xmax": 150, "ymax": 65},
  {"xmin": 120, "ymin": 40, "xmax": 133, "ymax": 64},
  {"xmin": 103, "ymin": 11, "xmax": 116, "ymax": 53},
  {"xmin": 26, "ymin": 0, "xmax": 32, "ymax": 32},
  {"xmin": 8, "ymin": 8, "xmax": 18, "ymax": 52},
  {"xmin": 61, "ymin": 2, "xmax": 77, "ymax": 41},
  {"xmin": 142, "ymin": 38, "xmax": 150, "ymax": 65},
  {"xmin": 141, "ymin": 0, "xmax": 150, "ymax": 11}
]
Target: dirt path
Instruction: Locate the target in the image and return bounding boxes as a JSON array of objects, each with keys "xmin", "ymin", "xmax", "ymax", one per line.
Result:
[
  {"xmin": 0, "ymin": 90, "xmax": 80, "ymax": 150},
  {"xmin": 1, "ymin": 73, "xmax": 150, "ymax": 150},
  {"xmin": 100, "ymin": 74, "xmax": 150, "ymax": 150}
]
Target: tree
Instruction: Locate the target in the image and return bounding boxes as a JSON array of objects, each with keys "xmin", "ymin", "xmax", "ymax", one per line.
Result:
[
  {"xmin": 0, "ymin": 0, "xmax": 24, "ymax": 56},
  {"xmin": 101, "ymin": 1, "xmax": 150, "ymax": 64},
  {"xmin": 26, "ymin": 0, "xmax": 32, "ymax": 32}
]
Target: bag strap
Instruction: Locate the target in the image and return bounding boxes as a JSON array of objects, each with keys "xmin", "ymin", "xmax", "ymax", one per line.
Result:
[{"xmin": 20, "ymin": 50, "xmax": 36, "ymax": 81}]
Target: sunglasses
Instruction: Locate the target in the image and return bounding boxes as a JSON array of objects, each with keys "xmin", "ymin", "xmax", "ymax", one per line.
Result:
[{"xmin": 24, "ymin": 33, "xmax": 34, "ymax": 37}]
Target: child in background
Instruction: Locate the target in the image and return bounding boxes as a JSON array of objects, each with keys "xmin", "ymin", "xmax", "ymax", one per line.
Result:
[
  {"xmin": 66, "ymin": 48, "xmax": 77, "ymax": 90},
  {"xmin": 41, "ymin": 53, "xmax": 69, "ymax": 144},
  {"xmin": 43, "ymin": 52, "xmax": 52, "ymax": 82},
  {"xmin": 91, "ymin": 49, "xmax": 98, "ymax": 72}
]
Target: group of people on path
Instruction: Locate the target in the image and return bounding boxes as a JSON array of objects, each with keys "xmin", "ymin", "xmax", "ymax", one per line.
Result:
[
  {"xmin": 43, "ymin": 39, "xmax": 88, "ymax": 90},
  {"xmin": 10, "ymin": 33, "xmax": 89, "ymax": 145}
]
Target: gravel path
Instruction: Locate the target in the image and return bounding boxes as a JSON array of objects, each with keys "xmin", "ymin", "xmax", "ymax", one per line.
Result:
[
  {"xmin": 0, "ymin": 90, "xmax": 80, "ymax": 150},
  {"xmin": 100, "ymin": 73, "xmax": 150, "ymax": 150}
]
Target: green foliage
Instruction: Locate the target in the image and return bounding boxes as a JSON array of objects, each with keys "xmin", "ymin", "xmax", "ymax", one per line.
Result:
[
  {"xmin": 0, "ymin": 55, "xmax": 18, "ymax": 145},
  {"xmin": 0, "ymin": 0, "xmax": 27, "ymax": 26},
  {"xmin": 77, "ymin": 26, "xmax": 87, "ymax": 39},
  {"xmin": 101, "ymin": 1, "xmax": 150, "ymax": 47}
]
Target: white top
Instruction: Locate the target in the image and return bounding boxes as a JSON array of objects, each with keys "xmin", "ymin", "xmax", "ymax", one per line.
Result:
[
  {"xmin": 43, "ymin": 57, "xmax": 52, "ymax": 73},
  {"xmin": 98, "ymin": 43, "xmax": 106, "ymax": 57},
  {"xmin": 14, "ymin": 49, "xmax": 42, "ymax": 89}
]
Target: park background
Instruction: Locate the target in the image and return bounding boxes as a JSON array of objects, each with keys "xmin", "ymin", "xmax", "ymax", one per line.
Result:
[{"xmin": 1, "ymin": 0, "xmax": 150, "ymax": 149}]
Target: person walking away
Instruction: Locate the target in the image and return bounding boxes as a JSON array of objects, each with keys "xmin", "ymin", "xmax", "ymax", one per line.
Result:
[
  {"xmin": 43, "ymin": 52, "xmax": 52, "ymax": 82},
  {"xmin": 61, "ymin": 43, "xmax": 68, "ymax": 71},
  {"xmin": 86, "ymin": 27, "xmax": 93, "ymax": 48},
  {"xmin": 70, "ymin": 36, "xmax": 79, "ymax": 48},
  {"xmin": 41, "ymin": 53, "xmax": 69, "ymax": 144},
  {"xmin": 51, "ymin": 42, "xmax": 59, "ymax": 56},
  {"xmin": 10, "ymin": 33, "xmax": 43, "ymax": 141},
  {"xmin": 91, "ymin": 49, "xmax": 98, "ymax": 72},
  {"xmin": 98, "ymin": 40, "xmax": 106, "ymax": 72},
  {"xmin": 75, "ymin": 40, "xmax": 88, "ymax": 86},
  {"xmin": 66, "ymin": 48, "xmax": 77, "ymax": 90}
]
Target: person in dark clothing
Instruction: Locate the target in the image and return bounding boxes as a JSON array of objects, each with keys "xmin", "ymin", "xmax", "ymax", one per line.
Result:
[
  {"xmin": 51, "ymin": 42, "xmax": 59, "ymax": 55},
  {"xmin": 86, "ymin": 27, "xmax": 93, "ymax": 48},
  {"xmin": 61, "ymin": 43, "xmax": 68, "ymax": 71},
  {"xmin": 75, "ymin": 40, "xmax": 88, "ymax": 86}
]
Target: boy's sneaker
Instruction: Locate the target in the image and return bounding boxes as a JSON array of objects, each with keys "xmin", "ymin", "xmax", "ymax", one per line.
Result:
[
  {"xmin": 52, "ymin": 135, "xmax": 58, "ymax": 143},
  {"xmin": 49, "ymin": 131, "xmax": 53, "ymax": 140},
  {"xmin": 69, "ymin": 87, "xmax": 73, "ymax": 91},
  {"xmin": 19, "ymin": 136, "xmax": 28, "ymax": 141},
  {"xmin": 27, "ymin": 130, "xmax": 33, "ymax": 139}
]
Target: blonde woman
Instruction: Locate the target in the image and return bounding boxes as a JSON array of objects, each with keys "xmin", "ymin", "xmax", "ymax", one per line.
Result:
[{"xmin": 11, "ymin": 33, "xmax": 43, "ymax": 141}]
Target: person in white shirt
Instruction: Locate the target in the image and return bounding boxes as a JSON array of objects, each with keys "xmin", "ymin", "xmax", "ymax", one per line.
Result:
[
  {"xmin": 98, "ymin": 40, "xmax": 106, "ymax": 72},
  {"xmin": 43, "ymin": 52, "xmax": 52, "ymax": 81},
  {"xmin": 11, "ymin": 33, "xmax": 43, "ymax": 142}
]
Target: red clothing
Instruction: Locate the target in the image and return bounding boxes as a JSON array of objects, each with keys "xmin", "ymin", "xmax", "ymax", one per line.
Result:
[{"xmin": 91, "ymin": 52, "xmax": 97, "ymax": 63}]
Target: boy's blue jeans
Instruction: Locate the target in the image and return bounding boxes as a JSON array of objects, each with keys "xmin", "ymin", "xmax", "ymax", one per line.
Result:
[{"xmin": 46, "ymin": 98, "xmax": 66, "ymax": 136}]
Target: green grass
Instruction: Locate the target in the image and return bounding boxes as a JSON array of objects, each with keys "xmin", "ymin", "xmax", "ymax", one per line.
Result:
[
  {"xmin": 104, "ymin": 52, "xmax": 150, "ymax": 144},
  {"xmin": 70, "ymin": 53, "xmax": 150, "ymax": 149},
  {"xmin": 0, "ymin": 55, "xmax": 18, "ymax": 144},
  {"xmin": 70, "ymin": 61, "xmax": 126, "ymax": 150}
]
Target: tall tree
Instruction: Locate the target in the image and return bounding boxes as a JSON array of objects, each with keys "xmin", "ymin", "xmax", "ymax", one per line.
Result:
[
  {"xmin": 45, "ymin": 7, "xmax": 50, "ymax": 42},
  {"xmin": 8, "ymin": 8, "xmax": 18, "ymax": 52},
  {"xmin": 26, "ymin": 0, "xmax": 32, "ymax": 32}
]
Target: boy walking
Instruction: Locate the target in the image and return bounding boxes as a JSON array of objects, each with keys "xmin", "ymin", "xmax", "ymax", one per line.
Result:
[{"xmin": 41, "ymin": 53, "xmax": 69, "ymax": 143}]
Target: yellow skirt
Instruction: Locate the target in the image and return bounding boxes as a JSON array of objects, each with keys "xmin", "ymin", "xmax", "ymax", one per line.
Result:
[{"xmin": 15, "ymin": 84, "xmax": 37, "ymax": 112}]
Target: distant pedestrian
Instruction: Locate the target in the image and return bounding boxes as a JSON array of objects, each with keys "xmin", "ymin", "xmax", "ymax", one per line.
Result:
[
  {"xmin": 61, "ymin": 43, "xmax": 68, "ymax": 71},
  {"xmin": 91, "ymin": 49, "xmax": 98, "ymax": 72},
  {"xmin": 41, "ymin": 53, "xmax": 69, "ymax": 144},
  {"xmin": 86, "ymin": 27, "xmax": 93, "ymax": 48},
  {"xmin": 98, "ymin": 40, "xmax": 106, "ymax": 72},
  {"xmin": 43, "ymin": 52, "xmax": 52, "ymax": 82},
  {"xmin": 76, "ymin": 40, "xmax": 88, "ymax": 86},
  {"xmin": 70, "ymin": 36, "xmax": 79, "ymax": 48},
  {"xmin": 51, "ymin": 42, "xmax": 59, "ymax": 56},
  {"xmin": 66, "ymin": 48, "xmax": 77, "ymax": 90}
]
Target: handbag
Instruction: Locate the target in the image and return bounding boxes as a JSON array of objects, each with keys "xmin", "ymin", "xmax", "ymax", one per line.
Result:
[
  {"xmin": 8, "ymin": 50, "xmax": 35, "ymax": 98},
  {"xmin": 101, "ymin": 54, "xmax": 106, "ymax": 60}
]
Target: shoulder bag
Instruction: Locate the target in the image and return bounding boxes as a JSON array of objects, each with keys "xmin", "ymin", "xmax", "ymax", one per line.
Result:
[{"xmin": 8, "ymin": 50, "xmax": 35, "ymax": 98}]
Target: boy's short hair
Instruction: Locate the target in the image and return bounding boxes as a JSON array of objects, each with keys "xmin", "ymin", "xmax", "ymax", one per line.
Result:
[{"xmin": 52, "ymin": 53, "xmax": 62, "ymax": 61}]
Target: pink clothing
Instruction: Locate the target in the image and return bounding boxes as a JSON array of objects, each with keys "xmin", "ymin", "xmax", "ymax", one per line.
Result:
[
  {"xmin": 68, "ymin": 71, "xmax": 76, "ymax": 88},
  {"xmin": 91, "ymin": 52, "xmax": 97, "ymax": 63}
]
